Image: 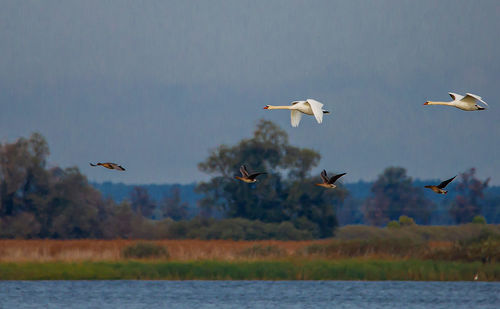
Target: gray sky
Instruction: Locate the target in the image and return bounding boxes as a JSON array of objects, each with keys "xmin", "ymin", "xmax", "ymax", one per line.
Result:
[{"xmin": 1, "ymin": 0, "xmax": 499, "ymax": 184}]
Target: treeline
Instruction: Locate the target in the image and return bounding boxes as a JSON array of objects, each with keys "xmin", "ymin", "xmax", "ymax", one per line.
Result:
[
  {"xmin": 0, "ymin": 132, "xmax": 328, "ymax": 239},
  {"xmin": 93, "ymin": 120, "xmax": 498, "ymax": 227},
  {"xmin": 94, "ymin": 176, "xmax": 500, "ymax": 226},
  {"xmin": 0, "ymin": 121, "xmax": 498, "ymax": 240},
  {"xmin": 336, "ymin": 166, "xmax": 495, "ymax": 226},
  {"xmin": 114, "ymin": 120, "xmax": 497, "ymax": 227}
]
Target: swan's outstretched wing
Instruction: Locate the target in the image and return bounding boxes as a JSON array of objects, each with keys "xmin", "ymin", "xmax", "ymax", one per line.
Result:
[
  {"xmin": 306, "ymin": 99, "xmax": 324, "ymax": 124},
  {"xmin": 448, "ymin": 92, "xmax": 464, "ymax": 101},
  {"xmin": 240, "ymin": 165, "xmax": 250, "ymax": 177},
  {"xmin": 328, "ymin": 173, "xmax": 346, "ymax": 184},
  {"xmin": 437, "ymin": 176, "xmax": 456, "ymax": 189},
  {"xmin": 464, "ymin": 93, "xmax": 488, "ymax": 107},
  {"xmin": 290, "ymin": 110, "xmax": 302, "ymax": 127},
  {"xmin": 320, "ymin": 170, "xmax": 329, "ymax": 183}
]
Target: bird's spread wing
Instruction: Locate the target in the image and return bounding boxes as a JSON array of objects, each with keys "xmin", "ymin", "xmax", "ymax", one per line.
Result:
[
  {"xmin": 448, "ymin": 92, "xmax": 464, "ymax": 101},
  {"xmin": 437, "ymin": 176, "xmax": 456, "ymax": 189},
  {"xmin": 464, "ymin": 93, "xmax": 488, "ymax": 107},
  {"xmin": 109, "ymin": 163, "xmax": 125, "ymax": 171},
  {"xmin": 320, "ymin": 169, "xmax": 329, "ymax": 183},
  {"xmin": 240, "ymin": 165, "xmax": 250, "ymax": 177},
  {"xmin": 290, "ymin": 110, "xmax": 302, "ymax": 127},
  {"xmin": 248, "ymin": 172, "xmax": 266, "ymax": 180},
  {"xmin": 329, "ymin": 173, "xmax": 346, "ymax": 184},
  {"xmin": 306, "ymin": 99, "xmax": 324, "ymax": 124}
]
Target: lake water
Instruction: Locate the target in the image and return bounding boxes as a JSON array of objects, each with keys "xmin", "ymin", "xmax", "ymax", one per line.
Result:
[{"xmin": 1, "ymin": 281, "xmax": 499, "ymax": 309}]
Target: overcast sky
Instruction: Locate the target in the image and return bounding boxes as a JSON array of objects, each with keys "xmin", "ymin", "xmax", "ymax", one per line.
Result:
[{"xmin": 1, "ymin": 0, "xmax": 499, "ymax": 185}]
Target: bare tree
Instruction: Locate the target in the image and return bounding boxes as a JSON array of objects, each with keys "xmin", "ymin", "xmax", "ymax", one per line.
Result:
[
  {"xmin": 363, "ymin": 167, "xmax": 434, "ymax": 226},
  {"xmin": 450, "ymin": 168, "xmax": 489, "ymax": 224},
  {"xmin": 161, "ymin": 186, "xmax": 188, "ymax": 221},
  {"xmin": 129, "ymin": 186, "xmax": 156, "ymax": 218}
]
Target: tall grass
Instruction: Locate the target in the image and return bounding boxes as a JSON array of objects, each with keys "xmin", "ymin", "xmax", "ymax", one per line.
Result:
[
  {"xmin": 0, "ymin": 224, "xmax": 498, "ymax": 262},
  {"xmin": 1, "ymin": 260, "xmax": 498, "ymax": 281},
  {"xmin": 0, "ymin": 239, "xmax": 323, "ymax": 262},
  {"xmin": 336, "ymin": 224, "xmax": 500, "ymax": 242}
]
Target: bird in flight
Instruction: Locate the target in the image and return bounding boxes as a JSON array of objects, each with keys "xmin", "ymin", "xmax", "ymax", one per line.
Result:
[
  {"xmin": 424, "ymin": 92, "xmax": 488, "ymax": 111},
  {"xmin": 424, "ymin": 176, "xmax": 456, "ymax": 194},
  {"xmin": 89, "ymin": 162, "xmax": 126, "ymax": 171},
  {"xmin": 315, "ymin": 170, "xmax": 346, "ymax": 188},
  {"xmin": 264, "ymin": 99, "xmax": 330, "ymax": 127},
  {"xmin": 235, "ymin": 165, "xmax": 266, "ymax": 183}
]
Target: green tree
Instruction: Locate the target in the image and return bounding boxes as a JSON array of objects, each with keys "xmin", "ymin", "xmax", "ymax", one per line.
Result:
[
  {"xmin": 196, "ymin": 119, "xmax": 345, "ymax": 238},
  {"xmin": 363, "ymin": 167, "xmax": 434, "ymax": 226},
  {"xmin": 0, "ymin": 133, "xmax": 114, "ymax": 239},
  {"xmin": 450, "ymin": 168, "xmax": 489, "ymax": 224},
  {"xmin": 0, "ymin": 133, "xmax": 50, "ymax": 217},
  {"xmin": 47, "ymin": 167, "xmax": 106, "ymax": 238}
]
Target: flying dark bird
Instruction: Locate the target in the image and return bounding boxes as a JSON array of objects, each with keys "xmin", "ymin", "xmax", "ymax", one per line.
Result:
[
  {"xmin": 89, "ymin": 162, "xmax": 126, "ymax": 171},
  {"xmin": 235, "ymin": 165, "xmax": 266, "ymax": 183},
  {"xmin": 424, "ymin": 176, "xmax": 456, "ymax": 194},
  {"xmin": 316, "ymin": 170, "xmax": 346, "ymax": 188}
]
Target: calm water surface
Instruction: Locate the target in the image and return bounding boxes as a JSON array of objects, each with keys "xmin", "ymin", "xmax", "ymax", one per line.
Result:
[{"xmin": 1, "ymin": 281, "xmax": 499, "ymax": 309}]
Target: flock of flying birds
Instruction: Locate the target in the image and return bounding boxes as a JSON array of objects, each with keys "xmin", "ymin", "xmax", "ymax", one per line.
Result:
[{"xmin": 90, "ymin": 91, "xmax": 488, "ymax": 195}]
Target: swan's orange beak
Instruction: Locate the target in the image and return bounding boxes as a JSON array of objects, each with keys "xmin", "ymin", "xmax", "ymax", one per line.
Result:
[
  {"xmin": 263, "ymin": 106, "xmax": 269, "ymax": 109},
  {"xmin": 423, "ymin": 101, "xmax": 429, "ymax": 105}
]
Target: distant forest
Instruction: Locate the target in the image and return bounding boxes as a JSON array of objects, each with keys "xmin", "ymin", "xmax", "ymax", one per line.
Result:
[
  {"xmin": 1, "ymin": 121, "xmax": 499, "ymax": 240},
  {"xmin": 92, "ymin": 178, "xmax": 500, "ymax": 226}
]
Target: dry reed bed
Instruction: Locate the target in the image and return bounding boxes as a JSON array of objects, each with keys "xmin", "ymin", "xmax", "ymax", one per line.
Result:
[
  {"xmin": 1, "ymin": 224, "xmax": 496, "ymax": 262},
  {"xmin": 0, "ymin": 239, "xmax": 455, "ymax": 262},
  {"xmin": 0, "ymin": 239, "xmax": 333, "ymax": 262}
]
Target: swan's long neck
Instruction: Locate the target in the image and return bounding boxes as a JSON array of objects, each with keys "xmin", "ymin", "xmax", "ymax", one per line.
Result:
[
  {"xmin": 266, "ymin": 105, "xmax": 293, "ymax": 110},
  {"xmin": 425, "ymin": 101, "xmax": 453, "ymax": 106}
]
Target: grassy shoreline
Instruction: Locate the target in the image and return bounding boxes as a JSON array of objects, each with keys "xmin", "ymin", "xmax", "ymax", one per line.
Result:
[{"xmin": 1, "ymin": 260, "xmax": 498, "ymax": 281}]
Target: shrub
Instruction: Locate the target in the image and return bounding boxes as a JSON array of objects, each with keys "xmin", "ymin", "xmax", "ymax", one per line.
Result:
[
  {"xmin": 472, "ymin": 215, "xmax": 487, "ymax": 225},
  {"xmin": 398, "ymin": 215, "xmax": 416, "ymax": 226},
  {"xmin": 300, "ymin": 238, "xmax": 426, "ymax": 258},
  {"xmin": 163, "ymin": 218, "xmax": 313, "ymax": 240},
  {"xmin": 424, "ymin": 229, "xmax": 500, "ymax": 263},
  {"xmin": 121, "ymin": 242, "xmax": 170, "ymax": 259},
  {"xmin": 387, "ymin": 220, "xmax": 400, "ymax": 228}
]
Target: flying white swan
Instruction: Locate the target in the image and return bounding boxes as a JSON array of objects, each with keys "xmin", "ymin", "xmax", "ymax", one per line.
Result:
[
  {"xmin": 264, "ymin": 99, "xmax": 329, "ymax": 127},
  {"xmin": 424, "ymin": 92, "xmax": 488, "ymax": 111}
]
